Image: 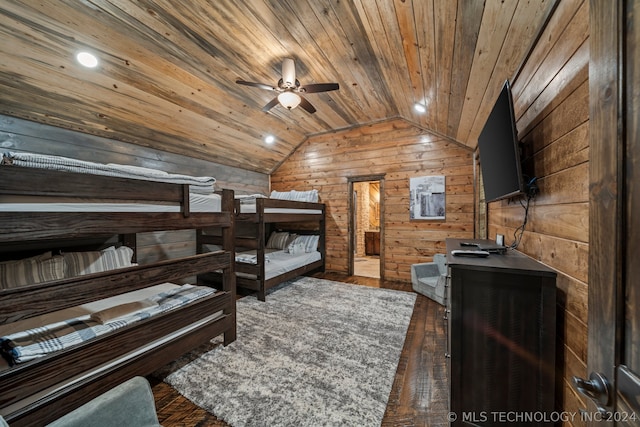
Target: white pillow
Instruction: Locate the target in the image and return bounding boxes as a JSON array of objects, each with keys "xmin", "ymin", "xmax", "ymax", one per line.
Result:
[
  {"xmin": 288, "ymin": 235, "xmax": 320, "ymax": 253},
  {"xmin": 0, "ymin": 253, "xmax": 66, "ymax": 289},
  {"xmin": 64, "ymin": 246, "xmax": 134, "ymax": 277},
  {"xmin": 306, "ymin": 235, "xmax": 320, "ymax": 252},
  {"xmin": 287, "ymin": 242, "xmax": 306, "ymax": 255}
]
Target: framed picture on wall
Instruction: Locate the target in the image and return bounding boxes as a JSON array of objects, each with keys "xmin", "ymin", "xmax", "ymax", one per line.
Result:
[{"xmin": 409, "ymin": 175, "xmax": 445, "ymax": 220}]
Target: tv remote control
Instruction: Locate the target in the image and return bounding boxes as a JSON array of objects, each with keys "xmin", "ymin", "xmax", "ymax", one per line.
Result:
[{"xmin": 451, "ymin": 250, "xmax": 490, "ymax": 257}]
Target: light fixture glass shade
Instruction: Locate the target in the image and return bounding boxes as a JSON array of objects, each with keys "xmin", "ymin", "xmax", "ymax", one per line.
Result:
[{"xmin": 278, "ymin": 92, "xmax": 301, "ymax": 109}]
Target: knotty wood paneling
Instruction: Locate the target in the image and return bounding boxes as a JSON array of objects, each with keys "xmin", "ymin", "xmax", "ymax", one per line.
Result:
[
  {"xmin": 272, "ymin": 118, "xmax": 474, "ymax": 282},
  {"xmin": 0, "ymin": 1, "xmax": 555, "ymax": 174},
  {"xmin": 486, "ymin": 0, "xmax": 589, "ymax": 423}
]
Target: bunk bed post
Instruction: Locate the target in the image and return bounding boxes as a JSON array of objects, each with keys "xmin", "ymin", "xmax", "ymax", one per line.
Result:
[
  {"xmin": 256, "ymin": 197, "xmax": 267, "ymax": 301},
  {"xmin": 181, "ymin": 184, "xmax": 190, "ymax": 217},
  {"xmin": 320, "ymin": 204, "xmax": 326, "ymax": 272},
  {"xmin": 120, "ymin": 234, "xmax": 137, "ymax": 263},
  {"xmin": 221, "ymin": 188, "xmax": 237, "ymax": 344}
]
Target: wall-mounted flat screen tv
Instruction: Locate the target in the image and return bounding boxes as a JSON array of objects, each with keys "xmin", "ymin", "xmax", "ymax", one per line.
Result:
[{"xmin": 477, "ymin": 80, "xmax": 525, "ymax": 203}]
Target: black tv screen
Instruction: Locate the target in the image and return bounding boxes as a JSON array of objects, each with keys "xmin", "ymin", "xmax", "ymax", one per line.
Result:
[{"xmin": 477, "ymin": 80, "xmax": 525, "ymax": 203}]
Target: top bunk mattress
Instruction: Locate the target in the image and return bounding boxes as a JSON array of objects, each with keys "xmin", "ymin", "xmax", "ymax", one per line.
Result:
[
  {"xmin": 2, "ymin": 152, "xmax": 216, "ymax": 194},
  {"xmin": 236, "ymin": 191, "xmax": 323, "ymax": 215},
  {"xmin": 0, "ymin": 193, "xmax": 221, "ymax": 212},
  {"xmin": 0, "ymin": 152, "xmax": 222, "ymax": 212}
]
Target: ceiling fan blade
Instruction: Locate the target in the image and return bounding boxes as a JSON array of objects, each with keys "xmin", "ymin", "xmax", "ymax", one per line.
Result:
[
  {"xmin": 298, "ymin": 95, "xmax": 317, "ymax": 114},
  {"xmin": 236, "ymin": 80, "xmax": 276, "ymax": 91},
  {"xmin": 262, "ymin": 97, "xmax": 280, "ymax": 112},
  {"xmin": 299, "ymin": 83, "xmax": 339, "ymax": 93},
  {"xmin": 282, "ymin": 58, "xmax": 296, "ymax": 88}
]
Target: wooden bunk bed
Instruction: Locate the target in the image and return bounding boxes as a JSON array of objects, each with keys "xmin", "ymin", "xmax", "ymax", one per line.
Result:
[
  {"xmin": 199, "ymin": 196, "xmax": 325, "ymax": 301},
  {"xmin": 0, "ymin": 165, "xmax": 236, "ymax": 426}
]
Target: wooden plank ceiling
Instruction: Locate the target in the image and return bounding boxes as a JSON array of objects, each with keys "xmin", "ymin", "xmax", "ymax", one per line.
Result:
[{"xmin": 0, "ymin": 0, "xmax": 555, "ymax": 174}]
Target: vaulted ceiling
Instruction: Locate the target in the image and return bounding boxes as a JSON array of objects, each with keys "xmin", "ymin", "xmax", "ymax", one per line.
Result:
[{"xmin": 0, "ymin": 0, "xmax": 555, "ymax": 174}]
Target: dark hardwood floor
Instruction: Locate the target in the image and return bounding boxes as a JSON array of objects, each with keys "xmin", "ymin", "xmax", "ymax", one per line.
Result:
[{"xmin": 149, "ymin": 272, "xmax": 449, "ymax": 426}]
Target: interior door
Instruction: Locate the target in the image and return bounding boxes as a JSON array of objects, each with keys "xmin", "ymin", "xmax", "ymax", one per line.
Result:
[
  {"xmin": 347, "ymin": 175, "xmax": 385, "ymax": 279},
  {"xmin": 620, "ymin": 1, "xmax": 640, "ymax": 421},
  {"xmin": 576, "ymin": 1, "xmax": 640, "ymax": 423}
]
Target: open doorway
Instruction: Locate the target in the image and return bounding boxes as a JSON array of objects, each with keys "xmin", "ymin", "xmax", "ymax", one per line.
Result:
[{"xmin": 348, "ymin": 176, "xmax": 384, "ymax": 279}]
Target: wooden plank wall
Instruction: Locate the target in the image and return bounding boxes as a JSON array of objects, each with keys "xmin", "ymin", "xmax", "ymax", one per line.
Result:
[
  {"xmin": 271, "ymin": 118, "xmax": 474, "ymax": 282},
  {"xmin": 0, "ymin": 114, "xmax": 269, "ymax": 264},
  {"xmin": 488, "ymin": 0, "xmax": 589, "ymax": 424}
]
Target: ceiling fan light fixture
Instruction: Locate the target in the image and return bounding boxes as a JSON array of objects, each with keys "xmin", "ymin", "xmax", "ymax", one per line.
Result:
[
  {"xmin": 237, "ymin": 58, "xmax": 338, "ymax": 114},
  {"xmin": 278, "ymin": 92, "xmax": 301, "ymax": 110}
]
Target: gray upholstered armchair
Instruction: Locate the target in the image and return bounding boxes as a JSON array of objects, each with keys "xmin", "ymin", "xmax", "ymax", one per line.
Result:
[
  {"xmin": 45, "ymin": 377, "xmax": 161, "ymax": 427},
  {"xmin": 411, "ymin": 253, "xmax": 447, "ymax": 305}
]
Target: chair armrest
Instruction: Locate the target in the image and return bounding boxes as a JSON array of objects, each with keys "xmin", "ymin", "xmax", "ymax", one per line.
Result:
[
  {"xmin": 411, "ymin": 263, "xmax": 439, "ymax": 287},
  {"xmin": 434, "ymin": 253, "xmax": 447, "ymax": 275}
]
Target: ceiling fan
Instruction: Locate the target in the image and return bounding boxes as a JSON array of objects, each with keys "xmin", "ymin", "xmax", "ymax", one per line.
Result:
[{"xmin": 236, "ymin": 58, "xmax": 339, "ymax": 114}]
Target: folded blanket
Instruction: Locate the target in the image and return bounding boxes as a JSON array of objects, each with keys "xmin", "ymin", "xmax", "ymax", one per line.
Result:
[
  {"xmin": 236, "ymin": 253, "xmax": 257, "ymax": 263},
  {"xmin": 235, "ymin": 251, "xmax": 272, "ymax": 264},
  {"xmin": 2, "ymin": 152, "xmax": 216, "ymax": 194},
  {"xmin": 90, "ymin": 299, "xmax": 157, "ymax": 324},
  {"xmin": 0, "ymin": 284, "xmax": 215, "ymax": 366}
]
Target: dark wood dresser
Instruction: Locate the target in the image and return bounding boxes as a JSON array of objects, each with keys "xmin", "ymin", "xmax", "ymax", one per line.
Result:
[
  {"xmin": 445, "ymin": 239, "xmax": 557, "ymax": 426},
  {"xmin": 365, "ymin": 231, "xmax": 380, "ymax": 255}
]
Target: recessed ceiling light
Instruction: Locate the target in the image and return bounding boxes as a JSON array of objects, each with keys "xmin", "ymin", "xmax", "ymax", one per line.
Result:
[
  {"xmin": 265, "ymin": 135, "xmax": 275, "ymax": 144},
  {"xmin": 414, "ymin": 103, "xmax": 427, "ymax": 114},
  {"xmin": 76, "ymin": 51, "xmax": 98, "ymax": 68}
]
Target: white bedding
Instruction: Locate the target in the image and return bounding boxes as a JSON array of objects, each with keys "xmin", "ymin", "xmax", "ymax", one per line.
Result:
[
  {"xmin": 235, "ymin": 192, "xmax": 322, "ymax": 214},
  {"xmin": 236, "ymin": 249, "xmax": 322, "ymax": 280},
  {"xmin": 2, "ymin": 152, "xmax": 216, "ymax": 194},
  {"xmin": 0, "ymin": 282, "xmax": 222, "ymax": 371},
  {"xmin": 0, "ymin": 308, "xmax": 223, "ymax": 416},
  {"xmin": 238, "ymin": 204, "xmax": 323, "ymax": 214},
  {"xmin": 0, "ymin": 283, "xmax": 186, "ymax": 337},
  {"xmin": 0, "ymin": 193, "xmax": 221, "ymax": 212}
]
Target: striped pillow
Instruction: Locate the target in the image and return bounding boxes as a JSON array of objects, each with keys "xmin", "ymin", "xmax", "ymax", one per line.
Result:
[
  {"xmin": 266, "ymin": 232, "xmax": 291, "ymax": 249},
  {"xmin": 64, "ymin": 246, "xmax": 134, "ymax": 277},
  {"xmin": 0, "ymin": 253, "xmax": 66, "ymax": 289}
]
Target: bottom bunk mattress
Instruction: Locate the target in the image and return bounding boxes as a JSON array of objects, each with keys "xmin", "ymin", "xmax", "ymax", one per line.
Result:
[
  {"xmin": 236, "ymin": 249, "xmax": 322, "ymax": 280},
  {"xmin": 0, "ymin": 283, "xmax": 219, "ymax": 369}
]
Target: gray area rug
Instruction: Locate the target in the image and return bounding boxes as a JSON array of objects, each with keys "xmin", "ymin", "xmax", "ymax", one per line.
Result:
[{"xmin": 158, "ymin": 276, "xmax": 416, "ymax": 427}]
